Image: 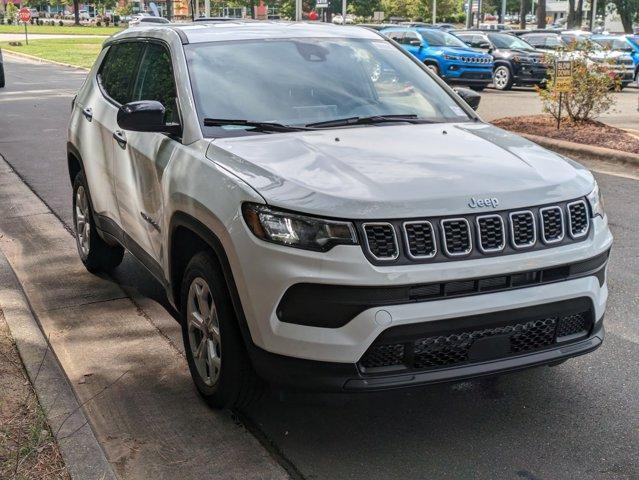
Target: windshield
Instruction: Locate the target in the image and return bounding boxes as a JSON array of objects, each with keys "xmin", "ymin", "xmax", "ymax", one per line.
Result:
[
  {"xmin": 593, "ymin": 37, "xmax": 633, "ymax": 51},
  {"xmin": 522, "ymin": 34, "xmax": 565, "ymax": 49},
  {"xmin": 186, "ymin": 37, "xmax": 472, "ymax": 137},
  {"xmin": 418, "ymin": 29, "xmax": 468, "ymax": 48},
  {"xmin": 488, "ymin": 33, "xmax": 535, "ymax": 51}
]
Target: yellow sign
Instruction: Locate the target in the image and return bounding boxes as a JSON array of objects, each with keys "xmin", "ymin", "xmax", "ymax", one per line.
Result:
[{"xmin": 555, "ymin": 60, "xmax": 573, "ymax": 92}]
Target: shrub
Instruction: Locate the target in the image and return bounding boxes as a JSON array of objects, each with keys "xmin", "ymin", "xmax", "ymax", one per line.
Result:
[{"xmin": 537, "ymin": 41, "xmax": 617, "ymax": 123}]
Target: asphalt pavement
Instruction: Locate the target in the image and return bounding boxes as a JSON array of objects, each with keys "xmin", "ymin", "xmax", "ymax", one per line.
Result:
[{"xmin": 1, "ymin": 56, "xmax": 638, "ymax": 480}]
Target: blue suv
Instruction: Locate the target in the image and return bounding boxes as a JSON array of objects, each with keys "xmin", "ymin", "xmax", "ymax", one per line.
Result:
[
  {"xmin": 381, "ymin": 27, "xmax": 494, "ymax": 90},
  {"xmin": 592, "ymin": 35, "xmax": 639, "ymax": 85}
]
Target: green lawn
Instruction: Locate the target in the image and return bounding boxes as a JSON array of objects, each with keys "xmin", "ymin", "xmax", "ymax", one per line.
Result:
[
  {"xmin": 0, "ymin": 37, "xmax": 104, "ymax": 68},
  {"xmin": 0, "ymin": 24, "xmax": 122, "ymax": 35}
]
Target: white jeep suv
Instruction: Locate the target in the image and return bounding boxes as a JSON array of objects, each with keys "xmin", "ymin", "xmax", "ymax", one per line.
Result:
[{"xmin": 67, "ymin": 22, "xmax": 612, "ymax": 408}]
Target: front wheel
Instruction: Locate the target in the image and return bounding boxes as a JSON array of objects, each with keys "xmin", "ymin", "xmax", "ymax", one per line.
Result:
[
  {"xmin": 72, "ymin": 171, "xmax": 124, "ymax": 273},
  {"xmin": 425, "ymin": 63, "xmax": 440, "ymax": 76},
  {"xmin": 492, "ymin": 65, "xmax": 513, "ymax": 90},
  {"xmin": 181, "ymin": 251, "xmax": 263, "ymax": 409}
]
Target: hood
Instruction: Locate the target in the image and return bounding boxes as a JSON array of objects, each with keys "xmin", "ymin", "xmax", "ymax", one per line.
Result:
[
  {"xmin": 442, "ymin": 46, "xmax": 490, "ymax": 57},
  {"xmin": 207, "ymin": 123, "xmax": 594, "ymax": 219}
]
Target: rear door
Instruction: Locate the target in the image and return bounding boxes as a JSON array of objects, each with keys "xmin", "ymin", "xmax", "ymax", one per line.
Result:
[
  {"xmin": 402, "ymin": 31, "xmax": 424, "ymax": 59},
  {"xmin": 112, "ymin": 41, "xmax": 182, "ymax": 272}
]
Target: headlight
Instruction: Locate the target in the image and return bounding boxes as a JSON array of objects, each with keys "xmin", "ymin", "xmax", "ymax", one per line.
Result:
[
  {"xmin": 443, "ymin": 54, "xmax": 460, "ymax": 61},
  {"xmin": 586, "ymin": 182, "xmax": 605, "ymax": 218},
  {"xmin": 242, "ymin": 203, "xmax": 358, "ymax": 252}
]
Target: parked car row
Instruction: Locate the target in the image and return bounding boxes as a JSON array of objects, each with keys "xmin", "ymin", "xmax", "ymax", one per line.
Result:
[{"xmin": 376, "ymin": 25, "xmax": 639, "ymax": 90}]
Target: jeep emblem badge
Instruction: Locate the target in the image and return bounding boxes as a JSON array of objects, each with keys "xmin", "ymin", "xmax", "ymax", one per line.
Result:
[{"xmin": 468, "ymin": 197, "xmax": 499, "ymax": 209}]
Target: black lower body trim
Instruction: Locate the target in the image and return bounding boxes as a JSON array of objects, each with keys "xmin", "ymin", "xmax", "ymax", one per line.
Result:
[{"xmin": 277, "ymin": 250, "xmax": 609, "ymax": 328}]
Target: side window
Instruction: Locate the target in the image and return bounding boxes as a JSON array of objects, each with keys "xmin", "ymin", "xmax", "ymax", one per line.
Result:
[
  {"xmin": 386, "ymin": 31, "xmax": 404, "ymax": 43},
  {"xmin": 456, "ymin": 34, "xmax": 472, "ymax": 45},
  {"xmin": 99, "ymin": 42, "xmax": 145, "ymax": 105},
  {"xmin": 132, "ymin": 43, "xmax": 179, "ymax": 123},
  {"xmin": 401, "ymin": 32, "xmax": 420, "ymax": 45}
]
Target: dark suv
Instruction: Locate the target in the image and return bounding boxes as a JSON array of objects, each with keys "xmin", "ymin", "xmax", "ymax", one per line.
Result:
[{"xmin": 454, "ymin": 31, "xmax": 547, "ymax": 90}]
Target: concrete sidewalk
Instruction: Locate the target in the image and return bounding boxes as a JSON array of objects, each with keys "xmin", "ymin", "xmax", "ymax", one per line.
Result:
[
  {"xmin": 0, "ymin": 33, "xmax": 107, "ymax": 41},
  {"xmin": 0, "ymin": 155, "xmax": 289, "ymax": 479}
]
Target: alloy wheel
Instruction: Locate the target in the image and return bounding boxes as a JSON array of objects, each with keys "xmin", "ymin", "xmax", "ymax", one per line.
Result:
[
  {"xmin": 493, "ymin": 66, "xmax": 510, "ymax": 90},
  {"xmin": 74, "ymin": 185, "xmax": 90, "ymax": 259},
  {"xmin": 187, "ymin": 277, "xmax": 222, "ymax": 386}
]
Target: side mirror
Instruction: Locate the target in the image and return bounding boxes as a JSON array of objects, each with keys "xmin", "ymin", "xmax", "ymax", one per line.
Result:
[
  {"xmin": 409, "ymin": 38, "xmax": 422, "ymax": 47},
  {"xmin": 453, "ymin": 87, "xmax": 481, "ymax": 111},
  {"xmin": 477, "ymin": 41, "xmax": 492, "ymax": 50},
  {"xmin": 117, "ymin": 100, "xmax": 181, "ymax": 135}
]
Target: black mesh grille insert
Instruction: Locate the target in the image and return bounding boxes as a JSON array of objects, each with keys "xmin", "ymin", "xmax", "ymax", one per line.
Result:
[
  {"xmin": 510, "ymin": 211, "xmax": 536, "ymax": 248},
  {"xmin": 359, "ymin": 310, "xmax": 593, "ymax": 373},
  {"xmin": 404, "ymin": 222, "xmax": 436, "ymax": 258},
  {"xmin": 541, "ymin": 207, "xmax": 564, "ymax": 243},
  {"xmin": 441, "ymin": 219, "xmax": 471, "ymax": 256},
  {"xmin": 477, "ymin": 215, "xmax": 504, "ymax": 252},
  {"xmin": 568, "ymin": 201, "xmax": 589, "ymax": 238},
  {"xmin": 556, "ymin": 312, "xmax": 590, "ymax": 338},
  {"xmin": 359, "ymin": 343, "xmax": 404, "ymax": 368},
  {"xmin": 363, "ymin": 224, "xmax": 398, "ymax": 260}
]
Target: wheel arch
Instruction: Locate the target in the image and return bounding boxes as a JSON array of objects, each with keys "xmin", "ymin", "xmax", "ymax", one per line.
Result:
[
  {"xmin": 494, "ymin": 60, "xmax": 514, "ymax": 73},
  {"xmin": 67, "ymin": 142, "xmax": 84, "ymax": 186},
  {"xmin": 167, "ymin": 212, "xmax": 254, "ymax": 347}
]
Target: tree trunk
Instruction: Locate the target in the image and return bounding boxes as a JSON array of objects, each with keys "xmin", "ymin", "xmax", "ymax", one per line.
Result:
[
  {"xmin": 519, "ymin": 0, "xmax": 527, "ymax": 29},
  {"xmin": 613, "ymin": 0, "xmax": 634, "ymax": 33},
  {"xmin": 73, "ymin": 0, "xmax": 80, "ymax": 24},
  {"xmin": 575, "ymin": 0, "xmax": 584, "ymax": 27},
  {"xmin": 567, "ymin": 0, "xmax": 576, "ymax": 28},
  {"xmin": 536, "ymin": 0, "xmax": 546, "ymax": 28}
]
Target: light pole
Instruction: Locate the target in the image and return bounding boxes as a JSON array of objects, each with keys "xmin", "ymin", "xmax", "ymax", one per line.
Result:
[
  {"xmin": 295, "ymin": 0, "xmax": 301, "ymax": 20},
  {"xmin": 432, "ymin": 0, "xmax": 436, "ymax": 24},
  {"xmin": 342, "ymin": 0, "xmax": 346, "ymax": 24},
  {"xmin": 500, "ymin": 0, "xmax": 506, "ymax": 23}
]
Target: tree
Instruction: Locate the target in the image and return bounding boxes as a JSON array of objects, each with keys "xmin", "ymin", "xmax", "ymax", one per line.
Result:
[
  {"xmin": 519, "ymin": 0, "xmax": 528, "ymax": 28},
  {"xmin": 536, "ymin": 0, "xmax": 546, "ymax": 27},
  {"xmin": 611, "ymin": 0, "xmax": 639, "ymax": 33},
  {"xmin": 566, "ymin": 0, "xmax": 584, "ymax": 28}
]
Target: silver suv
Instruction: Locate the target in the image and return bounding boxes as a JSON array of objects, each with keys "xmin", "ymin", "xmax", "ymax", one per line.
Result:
[{"xmin": 67, "ymin": 22, "xmax": 612, "ymax": 408}]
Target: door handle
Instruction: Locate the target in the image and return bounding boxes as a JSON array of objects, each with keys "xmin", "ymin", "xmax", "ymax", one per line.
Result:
[
  {"xmin": 82, "ymin": 107, "xmax": 93, "ymax": 121},
  {"xmin": 113, "ymin": 130, "xmax": 127, "ymax": 149}
]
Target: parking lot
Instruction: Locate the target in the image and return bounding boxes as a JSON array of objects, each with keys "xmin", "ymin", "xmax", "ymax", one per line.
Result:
[{"xmin": 0, "ymin": 55, "xmax": 638, "ymax": 479}]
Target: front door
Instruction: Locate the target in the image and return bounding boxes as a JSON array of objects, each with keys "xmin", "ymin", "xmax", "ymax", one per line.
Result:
[{"xmin": 112, "ymin": 42, "xmax": 181, "ymax": 273}]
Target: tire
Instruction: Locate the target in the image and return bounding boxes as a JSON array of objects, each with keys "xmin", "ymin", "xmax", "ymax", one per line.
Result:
[
  {"xmin": 470, "ymin": 85, "xmax": 485, "ymax": 91},
  {"xmin": 0, "ymin": 51, "xmax": 5, "ymax": 88},
  {"xmin": 492, "ymin": 65, "xmax": 513, "ymax": 90},
  {"xmin": 425, "ymin": 62, "xmax": 439, "ymax": 76},
  {"xmin": 180, "ymin": 251, "xmax": 263, "ymax": 409},
  {"xmin": 72, "ymin": 171, "xmax": 124, "ymax": 273}
]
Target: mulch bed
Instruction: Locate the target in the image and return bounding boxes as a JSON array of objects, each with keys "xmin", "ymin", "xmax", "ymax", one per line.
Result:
[{"xmin": 492, "ymin": 115, "xmax": 639, "ymax": 155}]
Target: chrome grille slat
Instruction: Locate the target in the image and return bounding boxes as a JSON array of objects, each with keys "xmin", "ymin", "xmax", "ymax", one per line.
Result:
[
  {"xmin": 476, "ymin": 214, "xmax": 505, "ymax": 253},
  {"xmin": 509, "ymin": 210, "xmax": 536, "ymax": 249},
  {"xmin": 362, "ymin": 223, "xmax": 399, "ymax": 261},
  {"xmin": 567, "ymin": 200, "xmax": 590, "ymax": 239},
  {"xmin": 403, "ymin": 221, "xmax": 437, "ymax": 259},
  {"xmin": 440, "ymin": 218, "xmax": 472, "ymax": 257},
  {"xmin": 539, "ymin": 206, "xmax": 564, "ymax": 244}
]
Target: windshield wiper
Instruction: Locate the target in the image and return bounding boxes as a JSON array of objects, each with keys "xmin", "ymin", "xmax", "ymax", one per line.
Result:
[
  {"xmin": 305, "ymin": 114, "xmax": 432, "ymax": 128},
  {"xmin": 203, "ymin": 118, "xmax": 310, "ymax": 132}
]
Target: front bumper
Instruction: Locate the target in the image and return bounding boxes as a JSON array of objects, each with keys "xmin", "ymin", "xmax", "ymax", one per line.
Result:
[
  {"xmin": 442, "ymin": 64, "xmax": 493, "ymax": 85},
  {"xmin": 227, "ymin": 214, "xmax": 611, "ymax": 365},
  {"xmin": 249, "ymin": 316, "xmax": 604, "ymax": 392}
]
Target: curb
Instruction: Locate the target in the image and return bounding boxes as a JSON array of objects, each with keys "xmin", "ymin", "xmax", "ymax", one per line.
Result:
[
  {"xmin": 2, "ymin": 49, "xmax": 90, "ymax": 71},
  {"xmin": 0, "ymin": 239, "xmax": 117, "ymax": 479},
  {"xmin": 521, "ymin": 133, "xmax": 639, "ymax": 167}
]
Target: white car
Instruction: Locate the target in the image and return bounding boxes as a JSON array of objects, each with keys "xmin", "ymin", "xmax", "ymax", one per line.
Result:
[
  {"xmin": 129, "ymin": 14, "xmax": 170, "ymax": 27},
  {"xmin": 67, "ymin": 22, "xmax": 611, "ymax": 408}
]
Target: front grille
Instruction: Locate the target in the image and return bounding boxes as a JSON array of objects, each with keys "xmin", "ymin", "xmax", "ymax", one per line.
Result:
[
  {"xmin": 476, "ymin": 215, "xmax": 505, "ymax": 253},
  {"xmin": 540, "ymin": 206, "xmax": 564, "ymax": 244},
  {"xmin": 568, "ymin": 201, "xmax": 589, "ymax": 239},
  {"xmin": 363, "ymin": 223, "xmax": 398, "ymax": 260},
  {"xmin": 509, "ymin": 211, "xmax": 536, "ymax": 248},
  {"xmin": 356, "ymin": 197, "xmax": 591, "ymax": 265},
  {"xmin": 441, "ymin": 218, "xmax": 472, "ymax": 256},
  {"xmin": 403, "ymin": 221, "xmax": 436, "ymax": 259},
  {"xmin": 359, "ymin": 307, "xmax": 593, "ymax": 373}
]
